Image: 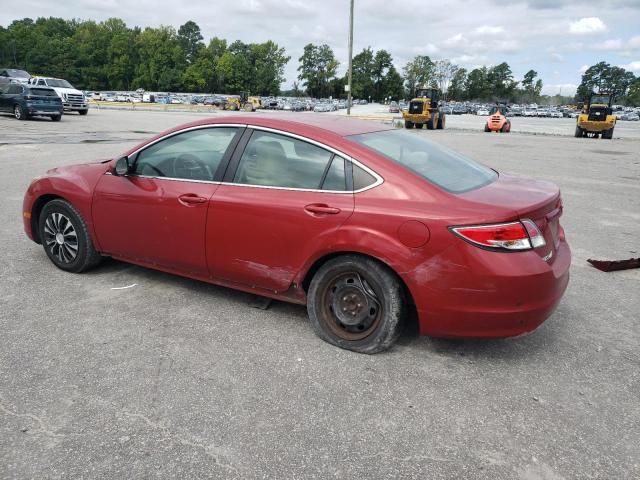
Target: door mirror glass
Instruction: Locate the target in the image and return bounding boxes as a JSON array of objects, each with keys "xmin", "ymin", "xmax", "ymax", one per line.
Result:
[{"xmin": 114, "ymin": 156, "xmax": 130, "ymax": 176}]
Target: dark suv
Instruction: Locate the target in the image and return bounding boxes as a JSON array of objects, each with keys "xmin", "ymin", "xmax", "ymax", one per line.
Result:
[
  {"xmin": 0, "ymin": 83, "xmax": 63, "ymax": 121},
  {"xmin": 0, "ymin": 68, "xmax": 32, "ymax": 86}
]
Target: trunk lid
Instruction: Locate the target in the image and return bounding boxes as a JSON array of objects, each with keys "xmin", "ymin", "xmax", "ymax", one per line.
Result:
[{"xmin": 460, "ymin": 173, "xmax": 563, "ymax": 261}]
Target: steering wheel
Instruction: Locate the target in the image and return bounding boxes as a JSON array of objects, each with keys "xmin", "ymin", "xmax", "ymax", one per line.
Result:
[
  {"xmin": 171, "ymin": 154, "xmax": 212, "ymax": 180},
  {"xmin": 140, "ymin": 163, "xmax": 165, "ymax": 176}
]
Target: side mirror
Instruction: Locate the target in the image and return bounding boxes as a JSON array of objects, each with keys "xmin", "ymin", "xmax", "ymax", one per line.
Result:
[{"xmin": 114, "ymin": 156, "xmax": 131, "ymax": 176}]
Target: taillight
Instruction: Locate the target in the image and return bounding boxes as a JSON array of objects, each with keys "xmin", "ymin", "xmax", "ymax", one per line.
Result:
[{"xmin": 450, "ymin": 219, "xmax": 546, "ymax": 251}]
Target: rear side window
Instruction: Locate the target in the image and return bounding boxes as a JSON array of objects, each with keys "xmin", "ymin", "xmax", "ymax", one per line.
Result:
[
  {"xmin": 7, "ymin": 84, "xmax": 23, "ymax": 94},
  {"xmin": 349, "ymin": 130, "xmax": 497, "ymax": 193},
  {"xmin": 234, "ymin": 131, "xmax": 339, "ymax": 190}
]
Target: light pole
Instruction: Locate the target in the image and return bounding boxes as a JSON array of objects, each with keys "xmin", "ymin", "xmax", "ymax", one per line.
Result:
[{"xmin": 347, "ymin": 0, "xmax": 354, "ymax": 115}]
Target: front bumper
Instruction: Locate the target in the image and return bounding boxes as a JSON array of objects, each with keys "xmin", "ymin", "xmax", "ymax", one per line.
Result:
[{"xmin": 411, "ymin": 240, "xmax": 571, "ymax": 338}]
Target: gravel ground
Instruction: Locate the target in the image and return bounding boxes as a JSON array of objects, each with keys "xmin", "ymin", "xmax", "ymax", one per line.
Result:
[{"xmin": 0, "ymin": 108, "xmax": 639, "ymax": 479}]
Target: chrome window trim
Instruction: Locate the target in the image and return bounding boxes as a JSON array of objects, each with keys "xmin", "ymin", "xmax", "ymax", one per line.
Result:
[
  {"xmin": 106, "ymin": 123, "xmax": 385, "ymax": 194},
  {"xmin": 127, "ymin": 123, "xmax": 247, "ymax": 159},
  {"xmin": 241, "ymin": 125, "xmax": 384, "ymax": 194}
]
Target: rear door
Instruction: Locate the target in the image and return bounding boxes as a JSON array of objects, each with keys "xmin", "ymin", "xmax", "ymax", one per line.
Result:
[{"xmin": 206, "ymin": 128, "xmax": 355, "ymax": 292}]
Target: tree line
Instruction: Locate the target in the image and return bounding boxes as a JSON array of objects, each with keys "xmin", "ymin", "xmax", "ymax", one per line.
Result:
[{"xmin": 2, "ymin": 17, "xmax": 639, "ymax": 105}]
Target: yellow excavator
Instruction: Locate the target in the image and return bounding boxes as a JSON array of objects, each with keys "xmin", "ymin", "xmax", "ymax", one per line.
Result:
[
  {"xmin": 575, "ymin": 92, "xmax": 616, "ymax": 139},
  {"xmin": 402, "ymin": 86, "xmax": 445, "ymax": 130}
]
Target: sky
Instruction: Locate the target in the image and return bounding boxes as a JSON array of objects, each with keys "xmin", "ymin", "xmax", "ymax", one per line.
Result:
[{"xmin": 2, "ymin": 0, "xmax": 639, "ymax": 95}]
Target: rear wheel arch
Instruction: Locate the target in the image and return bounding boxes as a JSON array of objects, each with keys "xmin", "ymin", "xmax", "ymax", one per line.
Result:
[{"xmin": 301, "ymin": 251, "xmax": 417, "ymax": 311}]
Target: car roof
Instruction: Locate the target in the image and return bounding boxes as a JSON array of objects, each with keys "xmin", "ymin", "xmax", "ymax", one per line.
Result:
[{"xmin": 180, "ymin": 114, "xmax": 395, "ymax": 137}]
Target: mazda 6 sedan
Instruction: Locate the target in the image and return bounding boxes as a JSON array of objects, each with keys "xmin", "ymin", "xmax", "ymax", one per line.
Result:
[{"xmin": 23, "ymin": 115, "xmax": 571, "ymax": 353}]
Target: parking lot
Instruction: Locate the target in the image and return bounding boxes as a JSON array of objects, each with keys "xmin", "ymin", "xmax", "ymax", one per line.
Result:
[{"xmin": 1, "ymin": 109, "xmax": 639, "ymax": 479}]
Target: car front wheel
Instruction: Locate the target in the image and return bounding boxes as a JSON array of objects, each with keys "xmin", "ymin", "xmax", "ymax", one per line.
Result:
[
  {"xmin": 14, "ymin": 104, "xmax": 28, "ymax": 120},
  {"xmin": 307, "ymin": 255, "xmax": 406, "ymax": 354},
  {"xmin": 38, "ymin": 199, "xmax": 102, "ymax": 273}
]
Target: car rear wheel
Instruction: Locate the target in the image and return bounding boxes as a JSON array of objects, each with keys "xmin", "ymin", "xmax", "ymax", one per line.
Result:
[
  {"xmin": 14, "ymin": 104, "xmax": 28, "ymax": 120},
  {"xmin": 307, "ymin": 255, "xmax": 406, "ymax": 354},
  {"xmin": 39, "ymin": 199, "xmax": 102, "ymax": 273}
]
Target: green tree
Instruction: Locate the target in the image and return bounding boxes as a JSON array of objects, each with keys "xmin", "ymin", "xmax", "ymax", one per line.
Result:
[
  {"xmin": 177, "ymin": 21, "xmax": 204, "ymax": 64},
  {"xmin": 133, "ymin": 26, "xmax": 185, "ymax": 91},
  {"xmin": 521, "ymin": 69, "xmax": 542, "ymax": 103},
  {"xmin": 627, "ymin": 78, "xmax": 640, "ymax": 106},
  {"xmin": 466, "ymin": 67, "xmax": 490, "ymax": 100},
  {"xmin": 448, "ymin": 67, "xmax": 467, "ymax": 100},
  {"xmin": 252, "ymin": 40, "xmax": 290, "ymax": 95},
  {"xmin": 487, "ymin": 62, "xmax": 516, "ymax": 100},
  {"xmin": 402, "ymin": 55, "xmax": 434, "ymax": 96},
  {"xmin": 432, "ymin": 59, "xmax": 458, "ymax": 99},
  {"xmin": 297, "ymin": 43, "xmax": 338, "ymax": 98}
]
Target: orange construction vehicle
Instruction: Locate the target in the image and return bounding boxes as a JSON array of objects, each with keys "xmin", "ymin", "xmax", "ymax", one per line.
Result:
[{"xmin": 484, "ymin": 103, "xmax": 511, "ymax": 133}]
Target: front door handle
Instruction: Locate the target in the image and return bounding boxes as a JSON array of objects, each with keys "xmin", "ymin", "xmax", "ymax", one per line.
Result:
[
  {"xmin": 178, "ymin": 193, "xmax": 207, "ymax": 206},
  {"xmin": 304, "ymin": 203, "xmax": 341, "ymax": 215}
]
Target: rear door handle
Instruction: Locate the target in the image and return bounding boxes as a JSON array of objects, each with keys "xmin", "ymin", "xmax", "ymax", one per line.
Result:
[
  {"xmin": 178, "ymin": 193, "xmax": 207, "ymax": 206},
  {"xmin": 304, "ymin": 204, "xmax": 341, "ymax": 215}
]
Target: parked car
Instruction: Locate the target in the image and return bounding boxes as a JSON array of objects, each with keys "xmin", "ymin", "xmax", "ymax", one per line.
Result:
[
  {"xmin": 22, "ymin": 116, "xmax": 570, "ymax": 354},
  {"xmin": 621, "ymin": 112, "xmax": 639, "ymax": 121},
  {"xmin": 0, "ymin": 83, "xmax": 63, "ymax": 121},
  {"xmin": 389, "ymin": 101, "xmax": 400, "ymax": 113},
  {"xmin": 0, "ymin": 68, "xmax": 32, "ymax": 85}
]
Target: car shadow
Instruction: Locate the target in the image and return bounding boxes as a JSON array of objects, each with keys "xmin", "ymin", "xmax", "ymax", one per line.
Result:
[{"xmin": 88, "ymin": 258, "xmax": 560, "ymax": 360}]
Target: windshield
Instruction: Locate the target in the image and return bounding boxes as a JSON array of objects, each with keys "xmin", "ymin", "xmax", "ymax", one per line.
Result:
[
  {"xmin": 349, "ymin": 130, "xmax": 497, "ymax": 193},
  {"xmin": 6, "ymin": 69, "xmax": 31, "ymax": 78},
  {"xmin": 591, "ymin": 95, "xmax": 610, "ymax": 105},
  {"xmin": 46, "ymin": 79, "xmax": 74, "ymax": 88}
]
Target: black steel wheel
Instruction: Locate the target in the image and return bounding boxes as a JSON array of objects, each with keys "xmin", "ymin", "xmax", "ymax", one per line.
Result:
[
  {"xmin": 308, "ymin": 255, "xmax": 406, "ymax": 354},
  {"xmin": 38, "ymin": 199, "xmax": 102, "ymax": 273}
]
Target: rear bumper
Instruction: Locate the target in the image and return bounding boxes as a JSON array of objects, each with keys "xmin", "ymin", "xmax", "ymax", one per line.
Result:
[
  {"xmin": 26, "ymin": 103, "xmax": 63, "ymax": 116},
  {"xmin": 579, "ymin": 120, "xmax": 615, "ymax": 132},
  {"xmin": 411, "ymin": 240, "xmax": 571, "ymax": 338}
]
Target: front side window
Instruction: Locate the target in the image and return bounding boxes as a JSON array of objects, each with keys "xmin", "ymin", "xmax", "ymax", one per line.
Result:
[
  {"xmin": 133, "ymin": 127, "xmax": 238, "ymax": 181},
  {"xmin": 349, "ymin": 130, "xmax": 497, "ymax": 193},
  {"xmin": 8, "ymin": 84, "xmax": 23, "ymax": 94},
  {"xmin": 234, "ymin": 130, "xmax": 342, "ymax": 190}
]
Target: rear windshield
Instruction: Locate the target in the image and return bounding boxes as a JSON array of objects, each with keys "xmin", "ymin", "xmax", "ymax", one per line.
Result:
[
  {"xmin": 29, "ymin": 88, "xmax": 58, "ymax": 96},
  {"xmin": 5, "ymin": 69, "xmax": 31, "ymax": 78},
  {"xmin": 349, "ymin": 130, "xmax": 497, "ymax": 193}
]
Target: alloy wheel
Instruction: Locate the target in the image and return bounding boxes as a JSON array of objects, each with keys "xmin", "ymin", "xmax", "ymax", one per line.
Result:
[{"xmin": 43, "ymin": 212, "xmax": 78, "ymax": 264}]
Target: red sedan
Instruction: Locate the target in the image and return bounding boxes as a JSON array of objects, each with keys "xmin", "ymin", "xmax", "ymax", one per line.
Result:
[{"xmin": 23, "ymin": 115, "xmax": 570, "ymax": 353}]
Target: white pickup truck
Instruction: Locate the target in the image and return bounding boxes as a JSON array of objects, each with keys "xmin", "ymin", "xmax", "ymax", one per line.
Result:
[{"xmin": 28, "ymin": 77, "xmax": 89, "ymax": 115}]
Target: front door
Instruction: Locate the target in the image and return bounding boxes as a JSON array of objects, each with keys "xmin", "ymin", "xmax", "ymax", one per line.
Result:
[
  {"xmin": 93, "ymin": 126, "xmax": 241, "ymax": 275},
  {"xmin": 206, "ymin": 129, "xmax": 354, "ymax": 292}
]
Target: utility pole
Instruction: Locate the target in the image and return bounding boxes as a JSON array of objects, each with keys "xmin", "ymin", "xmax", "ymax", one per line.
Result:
[{"xmin": 347, "ymin": 0, "xmax": 354, "ymax": 115}]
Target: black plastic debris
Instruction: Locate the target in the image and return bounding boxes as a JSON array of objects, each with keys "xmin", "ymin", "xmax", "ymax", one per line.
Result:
[{"xmin": 587, "ymin": 257, "xmax": 640, "ymax": 272}]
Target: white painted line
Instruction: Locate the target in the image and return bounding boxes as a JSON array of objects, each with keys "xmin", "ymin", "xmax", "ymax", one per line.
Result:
[{"xmin": 111, "ymin": 283, "xmax": 138, "ymax": 290}]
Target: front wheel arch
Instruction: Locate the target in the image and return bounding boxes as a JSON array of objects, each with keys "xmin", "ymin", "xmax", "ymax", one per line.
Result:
[{"xmin": 30, "ymin": 194, "xmax": 65, "ymax": 244}]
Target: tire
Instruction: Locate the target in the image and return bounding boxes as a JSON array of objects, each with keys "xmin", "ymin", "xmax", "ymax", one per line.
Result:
[
  {"xmin": 78, "ymin": 109, "xmax": 88, "ymax": 116},
  {"xmin": 602, "ymin": 128, "xmax": 614, "ymax": 139},
  {"xmin": 574, "ymin": 125, "xmax": 583, "ymax": 138},
  {"xmin": 14, "ymin": 104, "xmax": 28, "ymax": 120},
  {"xmin": 404, "ymin": 120, "xmax": 414, "ymax": 129},
  {"xmin": 38, "ymin": 199, "xmax": 102, "ymax": 273},
  {"xmin": 426, "ymin": 114, "xmax": 435, "ymax": 130},
  {"xmin": 501, "ymin": 121, "xmax": 510, "ymax": 133},
  {"xmin": 243, "ymin": 103, "xmax": 254, "ymax": 112},
  {"xmin": 484, "ymin": 124, "xmax": 491, "ymax": 132},
  {"xmin": 50, "ymin": 115, "xmax": 62, "ymax": 122},
  {"xmin": 437, "ymin": 113, "xmax": 445, "ymax": 129},
  {"xmin": 415, "ymin": 123, "xmax": 424, "ymax": 129},
  {"xmin": 307, "ymin": 255, "xmax": 406, "ymax": 354}
]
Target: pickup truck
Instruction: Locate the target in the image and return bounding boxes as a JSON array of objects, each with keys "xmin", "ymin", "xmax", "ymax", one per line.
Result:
[{"xmin": 28, "ymin": 77, "xmax": 88, "ymax": 115}]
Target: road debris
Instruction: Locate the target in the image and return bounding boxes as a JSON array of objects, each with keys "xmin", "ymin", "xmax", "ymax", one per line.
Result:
[{"xmin": 587, "ymin": 257, "xmax": 640, "ymax": 272}]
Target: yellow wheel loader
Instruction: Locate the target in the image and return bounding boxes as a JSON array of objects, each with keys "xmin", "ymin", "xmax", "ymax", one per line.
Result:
[
  {"xmin": 402, "ymin": 87, "xmax": 445, "ymax": 130},
  {"xmin": 575, "ymin": 92, "xmax": 616, "ymax": 139}
]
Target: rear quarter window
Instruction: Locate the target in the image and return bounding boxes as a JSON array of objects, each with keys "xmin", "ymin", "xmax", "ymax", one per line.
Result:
[{"xmin": 349, "ymin": 130, "xmax": 497, "ymax": 193}]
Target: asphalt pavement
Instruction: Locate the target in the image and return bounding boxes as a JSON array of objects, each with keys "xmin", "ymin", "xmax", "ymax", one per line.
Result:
[{"xmin": 0, "ymin": 108, "xmax": 638, "ymax": 479}]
